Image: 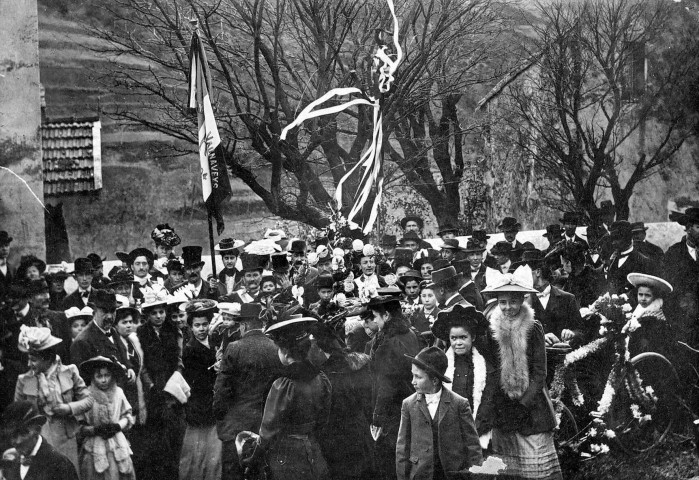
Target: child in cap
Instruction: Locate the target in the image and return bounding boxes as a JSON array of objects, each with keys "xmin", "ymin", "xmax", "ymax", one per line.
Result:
[
  {"xmin": 210, "ymin": 303, "xmax": 241, "ymax": 361},
  {"xmin": 78, "ymin": 356, "xmax": 135, "ymax": 480}
]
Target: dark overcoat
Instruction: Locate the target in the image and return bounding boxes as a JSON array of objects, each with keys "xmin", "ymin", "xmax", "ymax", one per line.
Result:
[
  {"xmin": 1, "ymin": 436, "xmax": 79, "ymax": 480},
  {"xmin": 182, "ymin": 336, "xmax": 217, "ymax": 427}
]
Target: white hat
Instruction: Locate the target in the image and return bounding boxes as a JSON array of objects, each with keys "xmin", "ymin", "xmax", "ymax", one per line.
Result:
[
  {"xmin": 218, "ymin": 302, "xmax": 241, "ymax": 316},
  {"xmin": 64, "ymin": 306, "xmax": 93, "ymax": 319},
  {"xmin": 627, "ymin": 273, "xmax": 673, "ymax": 296}
]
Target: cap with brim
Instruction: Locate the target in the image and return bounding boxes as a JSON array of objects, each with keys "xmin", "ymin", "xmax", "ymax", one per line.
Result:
[
  {"xmin": 17, "ymin": 326, "xmax": 62, "ymax": 353},
  {"xmin": 630, "ymin": 222, "xmax": 648, "ymax": 233},
  {"xmin": 440, "ymin": 239, "xmax": 462, "ymax": 251},
  {"xmin": 627, "ymin": 273, "xmax": 673, "ymax": 296},
  {"xmin": 399, "ymin": 270, "xmax": 423, "ymax": 284},
  {"xmin": 1, "ymin": 401, "xmax": 46, "ymax": 436},
  {"xmin": 432, "ymin": 304, "xmax": 487, "ymax": 342},
  {"xmin": 404, "ymin": 346, "xmax": 451, "ymax": 383},
  {"xmin": 79, "ymin": 356, "xmax": 126, "ymax": 386}
]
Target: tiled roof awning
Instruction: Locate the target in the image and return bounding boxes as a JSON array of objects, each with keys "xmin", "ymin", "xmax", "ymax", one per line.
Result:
[{"xmin": 41, "ymin": 118, "xmax": 102, "ymax": 196}]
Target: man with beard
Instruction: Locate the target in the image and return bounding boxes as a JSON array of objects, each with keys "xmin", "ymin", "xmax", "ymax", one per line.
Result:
[
  {"xmin": 69, "ymin": 289, "xmax": 135, "ymax": 384},
  {"xmin": 61, "ymin": 258, "xmax": 96, "ymax": 310},
  {"xmin": 0, "ymin": 231, "xmax": 15, "ymax": 301},
  {"xmin": 226, "ymin": 254, "xmax": 266, "ymax": 304},
  {"xmin": 180, "ymin": 246, "xmax": 218, "ymax": 300}
]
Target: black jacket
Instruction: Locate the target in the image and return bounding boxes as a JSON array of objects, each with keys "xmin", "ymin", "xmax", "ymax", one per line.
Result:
[
  {"xmin": 605, "ymin": 248, "xmax": 655, "ymax": 295},
  {"xmin": 1, "ymin": 436, "xmax": 79, "ymax": 480},
  {"xmin": 182, "ymin": 336, "xmax": 217, "ymax": 427},
  {"xmin": 212, "ymin": 329, "xmax": 282, "ymax": 441},
  {"xmin": 60, "ymin": 289, "xmax": 96, "ymax": 311},
  {"xmin": 529, "ymin": 286, "xmax": 584, "ymax": 345},
  {"xmin": 70, "ymin": 321, "xmax": 132, "ymax": 372},
  {"xmin": 319, "ymin": 351, "xmax": 375, "ymax": 479}
]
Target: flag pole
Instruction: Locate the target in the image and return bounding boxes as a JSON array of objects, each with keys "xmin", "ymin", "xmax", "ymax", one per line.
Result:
[{"xmin": 208, "ymin": 210, "xmax": 218, "ymax": 278}]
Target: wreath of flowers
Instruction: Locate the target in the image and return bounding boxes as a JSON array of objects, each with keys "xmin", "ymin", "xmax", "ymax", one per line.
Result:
[{"xmin": 550, "ymin": 292, "xmax": 660, "ymax": 460}]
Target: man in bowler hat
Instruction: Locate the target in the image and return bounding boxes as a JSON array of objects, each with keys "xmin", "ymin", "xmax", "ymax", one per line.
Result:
[
  {"xmin": 0, "ymin": 401, "xmax": 79, "ymax": 480},
  {"xmin": 60, "ymin": 258, "xmax": 95, "ymax": 311}
]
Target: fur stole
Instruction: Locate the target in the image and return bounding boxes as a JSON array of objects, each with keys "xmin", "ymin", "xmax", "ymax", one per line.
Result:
[
  {"xmin": 490, "ymin": 302, "xmax": 536, "ymax": 400},
  {"xmin": 444, "ymin": 347, "xmax": 487, "ymax": 416}
]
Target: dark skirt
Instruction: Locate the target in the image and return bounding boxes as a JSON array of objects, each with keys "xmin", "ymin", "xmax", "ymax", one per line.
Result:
[{"xmin": 267, "ymin": 434, "xmax": 328, "ymax": 480}]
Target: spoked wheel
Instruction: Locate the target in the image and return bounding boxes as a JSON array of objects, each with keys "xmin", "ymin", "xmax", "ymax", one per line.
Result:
[
  {"xmin": 554, "ymin": 404, "xmax": 579, "ymax": 448},
  {"xmin": 609, "ymin": 352, "xmax": 679, "ymax": 454}
]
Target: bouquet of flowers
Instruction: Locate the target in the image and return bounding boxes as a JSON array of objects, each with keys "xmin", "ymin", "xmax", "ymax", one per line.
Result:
[{"xmin": 581, "ymin": 292, "xmax": 633, "ymax": 338}]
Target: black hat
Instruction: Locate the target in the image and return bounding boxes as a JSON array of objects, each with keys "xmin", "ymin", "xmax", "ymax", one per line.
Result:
[
  {"xmin": 0, "ymin": 231, "xmax": 13, "ymax": 245},
  {"xmin": 367, "ymin": 295, "xmax": 402, "ymax": 310},
  {"xmin": 87, "ymin": 253, "xmax": 105, "ymax": 268},
  {"xmin": 108, "ymin": 268, "xmax": 134, "ymax": 287},
  {"xmin": 316, "ymin": 274, "xmax": 335, "ymax": 289},
  {"xmin": 431, "ymin": 258, "xmax": 451, "ymax": 271},
  {"xmin": 490, "ymin": 241, "xmax": 513, "ymax": 256},
  {"xmin": 264, "ymin": 314, "xmax": 317, "ymax": 342},
  {"xmin": 432, "ymin": 304, "xmax": 488, "ymax": 342},
  {"xmin": 151, "ymin": 223, "xmax": 181, "ymax": 247},
  {"xmin": 115, "ymin": 251, "xmax": 130, "ymax": 264},
  {"xmin": 609, "ymin": 220, "xmax": 633, "ymax": 240},
  {"xmin": 45, "ymin": 270, "xmax": 69, "ymax": 282},
  {"xmin": 214, "ymin": 238, "xmax": 241, "ymax": 255},
  {"xmin": 630, "ymin": 222, "xmax": 648, "ymax": 233},
  {"xmin": 399, "ymin": 270, "xmax": 423, "ymax": 284},
  {"xmin": 428, "ymin": 266, "xmax": 462, "ymax": 288},
  {"xmin": 463, "ymin": 240, "xmax": 485, "ymax": 254},
  {"xmin": 401, "ymin": 231, "xmax": 422, "ymax": 244},
  {"xmin": 182, "ymin": 246, "xmax": 205, "ymax": 269},
  {"xmin": 17, "ymin": 255, "xmax": 47, "ymax": 279},
  {"xmin": 183, "ymin": 299, "xmax": 219, "ymax": 317},
  {"xmin": 441, "ymin": 239, "xmax": 462, "ymax": 251},
  {"xmin": 380, "ymin": 234, "xmax": 398, "ymax": 246},
  {"xmin": 437, "ymin": 224, "xmax": 459, "ymax": 236},
  {"xmin": 404, "ymin": 347, "xmax": 451, "ymax": 383},
  {"xmin": 560, "ymin": 212, "xmax": 584, "ymax": 225},
  {"xmin": 471, "ymin": 230, "xmax": 490, "ymax": 244},
  {"xmin": 670, "ymin": 207, "xmax": 699, "ymax": 226},
  {"xmin": 128, "ymin": 248, "xmax": 155, "ymax": 267},
  {"xmin": 400, "ymin": 215, "xmax": 424, "ymax": 231},
  {"xmin": 271, "ymin": 253, "xmax": 290, "ymax": 272},
  {"xmin": 73, "ymin": 257, "xmax": 94, "ymax": 275},
  {"xmin": 88, "ymin": 289, "xmax": 118, "ymax": 311},
  {"xmin": 239, "ymin": 302, "xmax": 263, "ymax": 321},
  {"xmin": 511, "ymin": 249, "xmax": 544, "ymax": 269},
  {"xmin": 260, "ymin": 274, "xmax": 277, "ymax": 286},
  {"xmin": 290, "ymin": 240, "xmax": 307, "ymax": 254},
  {"xmin": 413, "ymin": 255, "xmax": 438, "ymax": 273},
  {"xmin": 543, "ymin": 224, "xmax": 564, "ymax": 238},
  {"xmin": 25, "ymin": 278, "xmax": 49, "ymax": 296},
  {"xmin": 497, "ymin": 217, "xmax": 521, "ymax": 232},
  {"xmin": 239, "ymin": 253, "xmax": 267, "ymax": 273},
  {"xmin": 166, "ymin": 258, "xmax": 184, "ymax": 272},
  {"xmin": 1, "ymin": 401, "xmax": 46, "ymax": 436},
  {"xmin": 79, "ymin": 356, "xmax": 126, "ymax": 386}
]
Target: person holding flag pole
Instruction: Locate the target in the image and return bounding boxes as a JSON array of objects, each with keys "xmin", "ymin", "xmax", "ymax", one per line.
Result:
[{"xmin": 188, "ymin": 20, "xmax": 233, "ymax": 279}]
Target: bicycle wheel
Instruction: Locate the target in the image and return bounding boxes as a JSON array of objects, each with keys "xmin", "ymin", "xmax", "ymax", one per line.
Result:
[
  {"xmin": 554, "ymin": 404, "xmax": 579, "ymax": 448},
  {"xmin": 609, "ymin": 352, "xmax": 679, "ymax": 454}
]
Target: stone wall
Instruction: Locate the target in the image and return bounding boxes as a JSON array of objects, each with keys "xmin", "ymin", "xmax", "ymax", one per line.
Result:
[{"xmin": 0, "ymin": 0, "xmax": 45, "ymax": 263}]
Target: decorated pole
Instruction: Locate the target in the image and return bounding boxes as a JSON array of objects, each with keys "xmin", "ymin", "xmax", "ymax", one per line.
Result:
[
  {"xmin": 280, "ymin": 0, "xmax": 403, "ymax": 234},
  {"xmin": 188, "ymin": 21, "xmax": 232, "ymax": 277}
]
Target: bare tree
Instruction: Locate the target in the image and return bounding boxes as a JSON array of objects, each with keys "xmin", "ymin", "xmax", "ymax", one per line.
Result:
[
  {"xmin": 499, "ymin": 0, "xmax": 699, "ymax": 220},
  {"xmin": 87, "ymin": 0, "xmax": 506, "ymax": 228}
]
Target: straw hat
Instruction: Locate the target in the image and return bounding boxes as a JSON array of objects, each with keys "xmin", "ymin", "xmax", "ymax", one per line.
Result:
[
  {"xmin": 627, "ymin": 273, "xmax": 673, "ymax": 297},
  {"xmin": 480, "ymin": 265, "xmax": 538, "ymax": 294}
]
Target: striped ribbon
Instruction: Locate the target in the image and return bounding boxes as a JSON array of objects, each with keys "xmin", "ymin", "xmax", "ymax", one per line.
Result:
[{"xmin": 280, "ymin": 0, "xmax": 402, "ymax": 234}]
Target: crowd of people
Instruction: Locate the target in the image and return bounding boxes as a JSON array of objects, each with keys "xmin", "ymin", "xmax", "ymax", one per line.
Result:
[{"xmin": 0, "ymin": 202, "xmax": 697, "ymax": 480}]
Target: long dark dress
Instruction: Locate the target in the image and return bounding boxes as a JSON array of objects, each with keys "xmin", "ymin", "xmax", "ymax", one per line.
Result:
[
  {"xmin": 259, "ymin": 360, "xmax": 332, "ymax": 480},
  {"xmin": 319, "ymin": 351, "xmax": 375, "ymax": 480},
  {"xmin": 136, "ymin": 319, "xmax": 186, "ymax": 480}
]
